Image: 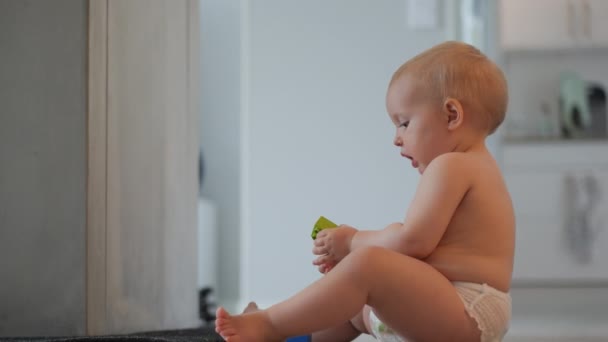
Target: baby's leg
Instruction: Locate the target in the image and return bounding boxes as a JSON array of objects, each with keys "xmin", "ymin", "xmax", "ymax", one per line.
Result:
[
  {"xmin": 241, "ymin": 302, "xmax": 364, "ymax": 342},
  {"xmin": 215, "ymin": 310, "xmax": 363, "ymax": 342},
  {"xmin": 215, "ymin": 246, "xmax": 480, "ymax": 342},
  {"xmin": 311, "ymin": 308, "xmax": 370, "ymax": 342},
  {"xmin": 311, "ymin": 321, "xmax": 359, "ymax": 342}
]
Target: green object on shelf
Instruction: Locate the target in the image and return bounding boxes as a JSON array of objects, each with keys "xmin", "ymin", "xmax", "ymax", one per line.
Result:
[
  {"xmin": 311, "ymin": 216, "xmax": 338, "ymax": 240},
  {"xmin": 560, "ymin": 71, "xmax": 592, "ymax": 138}
]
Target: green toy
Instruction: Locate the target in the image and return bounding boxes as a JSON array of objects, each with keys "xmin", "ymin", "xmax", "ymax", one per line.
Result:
[{"xmin": 311, "ymin": 216, "xmax": 338, "ymax": 240}]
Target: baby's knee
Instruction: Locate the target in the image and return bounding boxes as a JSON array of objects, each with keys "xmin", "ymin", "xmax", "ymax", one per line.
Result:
[{"xmin": 345, "ymin": 246, "xmax": 389, "ymax": 269}]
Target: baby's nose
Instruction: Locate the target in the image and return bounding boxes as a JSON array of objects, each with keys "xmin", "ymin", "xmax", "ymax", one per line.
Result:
[{"xmin": 393, "ymin": 135, "xmax": 402, "ymax": 146}]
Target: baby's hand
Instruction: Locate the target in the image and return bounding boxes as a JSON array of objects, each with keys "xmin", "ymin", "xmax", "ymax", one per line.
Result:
[
  {"xmin": 312, "ymin": 225, "xmax": 357, "ymax": 268},
  {"xmin": 316, "ymin": 262, "xmax": 334, "ymax": 274}
]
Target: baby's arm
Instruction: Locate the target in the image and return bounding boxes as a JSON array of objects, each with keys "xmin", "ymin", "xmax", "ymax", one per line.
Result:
[{"xmin": 350, "ymin": 153, "xmax": 472, "ymax": 258}]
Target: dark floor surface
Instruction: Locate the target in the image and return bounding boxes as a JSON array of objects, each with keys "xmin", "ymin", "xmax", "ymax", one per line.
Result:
[{"xmin": 0, "ymin": 327, "xmax": 224, "ymax": 342}]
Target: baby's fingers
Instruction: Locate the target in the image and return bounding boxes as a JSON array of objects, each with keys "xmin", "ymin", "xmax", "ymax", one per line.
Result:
[
  {"xmin": 313, "ymin": 237, "xmax": 325, "ymax": 247},
  {"xmin": 317, "ymin": 262, "xmax": 335, "ymax": 274},
  {"xmin": 317, "ymin": 229, "xmax": 337, "ymax": 239},
  {"xmin": 312, "ymin": 255, "xmax": 330, "ymax": 266},
  {"xmin": 312, "ymin": 245, "xmax": 327, "ymax": 255}
]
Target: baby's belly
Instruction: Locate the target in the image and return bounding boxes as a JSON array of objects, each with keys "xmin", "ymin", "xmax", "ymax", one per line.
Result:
[{"xmin": 423, "ymin": 247, "xmax": 512, "ymax": 292}]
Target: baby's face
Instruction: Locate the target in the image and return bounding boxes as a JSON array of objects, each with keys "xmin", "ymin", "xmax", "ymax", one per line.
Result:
[{"xmin": 386, "ymin": 77, "xmax": 453, "ymax": 175}]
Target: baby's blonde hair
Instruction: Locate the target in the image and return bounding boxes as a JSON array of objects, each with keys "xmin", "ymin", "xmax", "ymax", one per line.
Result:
[{"xmin": 390, "ymin": 41, "xmax": 508, "ymax": 135}]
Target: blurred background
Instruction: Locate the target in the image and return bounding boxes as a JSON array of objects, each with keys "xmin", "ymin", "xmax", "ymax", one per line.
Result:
[{"xmin": 1, "ymin": 0, "xmax": 607, "ymax": 341}]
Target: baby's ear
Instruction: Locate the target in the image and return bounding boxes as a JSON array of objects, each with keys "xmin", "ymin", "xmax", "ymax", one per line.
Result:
[{"xmin": 444, "ymin": 97, "xmax": 464, "ymax": 130}]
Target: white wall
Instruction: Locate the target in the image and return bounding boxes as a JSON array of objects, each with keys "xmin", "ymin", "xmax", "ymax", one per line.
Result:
[
  {"xmin": 201, "ymin": 0, "xmax": 454, "ymax": 307},
  {"xmin": 200, "ymin": 0, "xmax": 457, "ymax": 308},
  {"xmin": 200, "ymin": 0, "xmax": 457, "ymax": 310},
  {"xmin": 199, "ymin": 0, "xmax": 243, "ymax": 307},
  {"xmin": 241, "ymin": 0, "xmax": 456, "ymax": 306}
]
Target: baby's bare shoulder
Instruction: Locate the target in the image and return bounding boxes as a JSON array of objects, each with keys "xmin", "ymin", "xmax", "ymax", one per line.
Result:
[
  {"xmin": 428, "ymin": 152, "xmax": 505, "ymax": 194},
  {"xmin": 428, "ymin": 152, "xmax": 490, "ymax": 174}
]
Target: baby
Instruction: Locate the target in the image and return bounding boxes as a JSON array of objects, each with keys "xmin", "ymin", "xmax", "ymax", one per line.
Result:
[{"xmin": 216, "ymin": 41, "xmax": 515, "ymax": 342}]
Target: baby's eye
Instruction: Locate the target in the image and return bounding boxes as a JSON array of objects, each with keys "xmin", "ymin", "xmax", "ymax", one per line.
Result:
[{"xmin": 400, "ymin": 121, "xmax": 409, "ymax": 128}]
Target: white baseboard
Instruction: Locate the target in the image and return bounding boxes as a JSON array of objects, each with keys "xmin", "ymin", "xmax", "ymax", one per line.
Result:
[
  {"xmin": 505, "ymin": 338, "xmax": 606, "ymax": 342},
  {"xmin": 506, "ymin": 319, "xmax": 608, "ymax": 342}
]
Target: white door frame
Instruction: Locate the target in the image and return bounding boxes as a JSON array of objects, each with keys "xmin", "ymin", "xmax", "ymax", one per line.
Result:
[
  {"xmin": 86, "ymin": 0, "xmax": 108, "ymax": 334},
  {"xmin": 86, "ymin": 0, "xmax": 200, "ymax": 334}
]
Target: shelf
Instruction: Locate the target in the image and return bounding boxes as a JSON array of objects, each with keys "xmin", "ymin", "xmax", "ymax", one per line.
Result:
[
  {"xmin": 503, "ymin": 46, "xmax": 608, "ymax": 56},
  {"xmin": 502, "ymin": 140, "xmax": 608, "ymax": 168},
  {"xmin": 502, "ymin": 137, "xmax": 608, "ymax": 145}
]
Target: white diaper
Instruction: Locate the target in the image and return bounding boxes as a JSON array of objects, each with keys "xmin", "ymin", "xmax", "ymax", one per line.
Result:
[
  {"xmin": 368, "ymin": 282, "xmax": 511, "ymax": 342},
  {"xmin": 453, "ymin": 282, "xmax": 511, "ymax": 342},
  {"xmin": 368, "ymin": 310, "xmax": 404, "ymax": 342}
]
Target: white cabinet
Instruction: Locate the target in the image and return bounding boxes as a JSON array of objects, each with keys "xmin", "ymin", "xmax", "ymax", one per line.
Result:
[
  {"xmin": 588, "ymin": 0, "xmax": 608, "ymax": 47},
  {"xmin": 500, "ymin": 0, "xmax": 573, "ymax": 50},
  {"xmin": 0, "ymin": 0, "xmax": 200, "ymax": 336},
  {"xmin": 0, "ymin": 0, "xmax": 88, "ymax": 336},
  {"xmin": 500, "ymin": 0, "xmax": 608, "ymax": 51},
  {"xmin": 503, "ymin": 142, "xmax": 608, "ymax": 283}
]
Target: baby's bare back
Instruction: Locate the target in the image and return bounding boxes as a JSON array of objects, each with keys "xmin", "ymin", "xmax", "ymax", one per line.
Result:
[{"xmin": 424, "ymin": 155, "xmax": 515, "ymax": 292}]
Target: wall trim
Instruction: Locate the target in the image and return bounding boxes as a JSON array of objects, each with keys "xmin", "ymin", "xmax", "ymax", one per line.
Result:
[
  {"xmin": 86, "ymin": 0, "xmax": 109, "ymax": 335},
  {"xmin": 239, "ymin": 0, "xmax": 251, "ymax": 307}
]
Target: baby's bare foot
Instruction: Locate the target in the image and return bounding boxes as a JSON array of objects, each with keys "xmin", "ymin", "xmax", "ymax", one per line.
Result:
[
  {"xmin": 215, "ymin": 306, "xmax": 283, "ymax": 342},
  {"xmin": 242, "ymin": 301, "xmax": 259, "ymax": 313}
]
